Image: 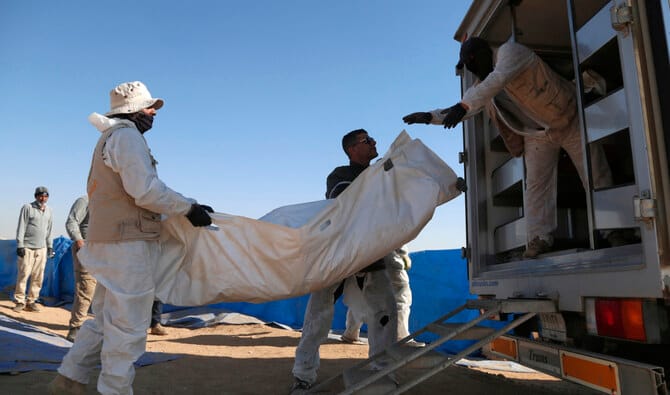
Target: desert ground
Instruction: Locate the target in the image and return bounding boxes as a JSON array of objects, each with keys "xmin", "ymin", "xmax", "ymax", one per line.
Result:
[{"xmin": 0, "ymin": 295, "xmax": 600, "ymax": 395}]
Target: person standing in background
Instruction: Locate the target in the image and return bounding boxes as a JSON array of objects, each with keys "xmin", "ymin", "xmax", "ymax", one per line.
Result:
[
  {"xmin": 65, "ymin": 195, "xmax": 93, "ymax": 342},
  {"xmin": 13, "ymin": 186, "xmax": 54, "ymax": 312},
  {"xmin": 149, "ymin": 300, "xmax": 168, "ymax": 335}
]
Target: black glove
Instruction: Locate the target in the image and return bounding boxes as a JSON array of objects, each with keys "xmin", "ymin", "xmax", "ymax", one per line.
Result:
[
  {"xmin": 16, "ymin": 248, "xmax": 25, "ymax": 258},
  {"xmin": 440, "ymin": 103, "xmax": 467, "ymax": 129},
  {"xmin": 47, "ymin": 248, "xmax": 55, "ymax": 258},
  {"xmin": 186, "ymin": 204, "xmax": 212, "ymax": 227},
  {"xmin": 199, "ymin": 204, "xmax": 214, "ymax": 213},
  {"xmin": 402, "ymin": 112, "xmax": 432, "ymax": 125}
]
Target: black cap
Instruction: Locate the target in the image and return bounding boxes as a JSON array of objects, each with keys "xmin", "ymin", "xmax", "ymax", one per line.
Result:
[{"xmin": 34, "ymin": 186, "xmax": 49, "ymax": 196}]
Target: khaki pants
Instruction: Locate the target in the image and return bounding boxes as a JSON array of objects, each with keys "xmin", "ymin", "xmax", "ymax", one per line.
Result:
[
  {"xmin": 14, "ymin": 247, "xmax": 47, "ymax": 304},
  {"xmin": 523, "ymin": 121, "xmax": 612, "ymax": 244},
  {"xmin": 69, "ymin": 244, "xmax": 97, "ymax": 329}
]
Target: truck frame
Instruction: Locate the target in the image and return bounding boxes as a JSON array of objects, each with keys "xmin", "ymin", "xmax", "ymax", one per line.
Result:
[{"xmin": 457, "ymin": 0, "xmax": 670, "ymax": 393}]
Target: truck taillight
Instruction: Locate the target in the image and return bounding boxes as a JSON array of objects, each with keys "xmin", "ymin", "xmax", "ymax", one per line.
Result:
[{"xmin": 588, "ymin": 298, "xmax": 646, "ymax": 342}]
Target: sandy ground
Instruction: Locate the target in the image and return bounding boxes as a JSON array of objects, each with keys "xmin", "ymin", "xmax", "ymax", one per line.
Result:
[{"xmin": 0, "ymin": 296, "xmax": 600, "ymax": 395}]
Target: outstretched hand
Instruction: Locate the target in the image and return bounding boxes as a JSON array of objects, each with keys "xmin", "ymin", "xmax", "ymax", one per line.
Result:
[
  {"xmin": 402, "ymin": 112, "xmax": 432, "ymax": 125},
  {"xmin": 440, "ymin": 103, "xmax": 467, "ymax": 129}
]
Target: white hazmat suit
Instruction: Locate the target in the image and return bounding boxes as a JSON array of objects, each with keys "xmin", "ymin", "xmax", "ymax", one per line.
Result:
[{"xmin": 57, "ymin": 113, "xmax": 195, "ymax": 395}]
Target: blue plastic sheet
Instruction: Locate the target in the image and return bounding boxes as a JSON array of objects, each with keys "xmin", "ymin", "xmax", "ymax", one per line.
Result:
[
  {"xmin": 0, "ymin": 239, "xmax": 481, "ymax": 359},
  {"xmin": 0, "ymin": 314, "xmax": 180, "ymax": 373}
]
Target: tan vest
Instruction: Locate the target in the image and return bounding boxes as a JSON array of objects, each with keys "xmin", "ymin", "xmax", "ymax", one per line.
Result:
[
  {"xmin": 489, "ymin": 56, "xmax": 578, "ymax": 157},
  {"xmin": 86, "ymin": 124, "xmax": 161, "ymax": 242},
  {"xmin": 503, "ymin": 57, "xmax": 578, "ymax": 131}
]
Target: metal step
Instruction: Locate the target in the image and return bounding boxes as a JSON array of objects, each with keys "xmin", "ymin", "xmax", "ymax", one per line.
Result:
[{"xmin": 309, "ymin": 298, "xmax": 551, "ymax": 394}]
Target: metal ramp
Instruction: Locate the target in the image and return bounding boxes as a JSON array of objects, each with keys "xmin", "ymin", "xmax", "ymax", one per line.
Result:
[{"xmin": 309, "ymin": 298, "xmax": 556, "ymax": 394}]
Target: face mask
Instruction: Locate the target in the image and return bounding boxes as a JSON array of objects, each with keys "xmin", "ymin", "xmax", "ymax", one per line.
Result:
[
  {"xmin": 465, "ymin": 47, "xmax": 493, "ymax": 81},
  {"xmin": 130, "ymin": 111, "xmax": 154, "ymax": 133}
]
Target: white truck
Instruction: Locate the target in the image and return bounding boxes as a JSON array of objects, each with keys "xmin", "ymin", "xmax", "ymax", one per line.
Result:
[
  {"xmin": 312, "ymin": 2, "xmax": 670, "ymax": 393},
  {"xmin": 456, "ymin": 0, "xmax": 670, "ymax": 393}
]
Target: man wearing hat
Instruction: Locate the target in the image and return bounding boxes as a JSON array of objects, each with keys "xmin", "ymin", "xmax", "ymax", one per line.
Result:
[
  {"xmin": 49, "ymin": 81, "xmax": 214, "ymax": 395},
  {"xmin": 13, "ymin": 186, "xmax": 54, "ymax": 312},
  {"xmin": 403, "ymin": 37, "xmax": 611, "ymax": 258}
]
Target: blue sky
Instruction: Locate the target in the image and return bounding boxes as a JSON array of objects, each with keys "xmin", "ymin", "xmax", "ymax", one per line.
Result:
[{"xmin": 0, "ymin": 1, "xmax": 471, "ymax": 252}]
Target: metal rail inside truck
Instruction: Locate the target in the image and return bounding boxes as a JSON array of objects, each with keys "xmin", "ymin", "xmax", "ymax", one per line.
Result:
[{"xmin": 455, "ymin": 0, "xmax": 670, "ymax": 393}]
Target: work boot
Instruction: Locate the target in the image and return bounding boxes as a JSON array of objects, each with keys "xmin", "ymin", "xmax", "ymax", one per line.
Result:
[
  {"xmin": 25, "ymin": 302, "xmax": 41, "ymax": 312},
  {"xmin": 47, "ymin": 373, "xmax": 86, "ymax": 395},
  {"xmin": 12, "ymin": 303, "xmax": 25, "ymax": 312},
  {"xmin": 66, "ymin": 327, "xmax": 79, "ymax": 342},
  {"xmin": 150, "ymin": 323, "xmax": 168, "ymax": 335},
  {"xmin": 523, "ymin": 237, "xmax": 551, "ymax": 259},
  {"xmin": 289, "ymin": 377, "xmax": 311, "ymax": 394}
]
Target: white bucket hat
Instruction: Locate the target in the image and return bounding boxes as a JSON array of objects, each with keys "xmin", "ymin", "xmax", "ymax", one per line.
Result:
[{"xmin": 105, "ymin": 81, "xmax": 164, "ymax": 116}]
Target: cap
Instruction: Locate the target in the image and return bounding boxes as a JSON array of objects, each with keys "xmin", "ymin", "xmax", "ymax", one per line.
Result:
[{"xmin": 34, "ymin": 186, "xmax": 49, "ymax": 196}]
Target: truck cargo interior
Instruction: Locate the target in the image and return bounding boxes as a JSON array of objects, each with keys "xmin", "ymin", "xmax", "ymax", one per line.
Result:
[{"xmin": 462, "ymin": 0, "xmax": 644, "ymax": 267}]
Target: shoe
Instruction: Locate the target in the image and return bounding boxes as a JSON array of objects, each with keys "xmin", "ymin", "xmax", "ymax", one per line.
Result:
[
  {"xmin": 403, "ymin": 339, "xmax": 426, "ymax": 348},
  {"xmin": 150, "ymin": 323, "xmax": 168, "ymax": 335},
  {"xmin": 523, "ymin": 237, "xmax": 551, "ymax": 259},
  {"xmin": 25, "ymin": 302, "xmax": 41, "ymax": 312},
  {"xmin": 289, "ymin": 377, "xmax": 311, "ymax": 394},
  {"xmin": 47, "ymin": 373, "xmax": 86, "ymax": 395},
  {"xmin": 66, "ymin": 327, "xmax": 79, "ymax": 342},
  {"xmin": 340, "ymin": 334, "xmax": 365, "ymax": 345},
  {"xmin": 12, "ymin": 303, "xmax": 25, "ymax": 312}
]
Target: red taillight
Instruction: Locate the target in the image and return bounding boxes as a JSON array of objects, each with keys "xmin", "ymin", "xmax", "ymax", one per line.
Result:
[{"xmin": 594, "ymin": 299, "xmax": 646, "ymax": 342}]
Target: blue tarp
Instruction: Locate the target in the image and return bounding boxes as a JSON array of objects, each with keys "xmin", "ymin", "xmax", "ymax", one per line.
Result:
[
  {"xmin": 0, "ymin": 239, "xmax": 481, "ymax": 353},
  {"xmin": 0, "ymin": 314, "xmax": 181, "ymax": 373}
]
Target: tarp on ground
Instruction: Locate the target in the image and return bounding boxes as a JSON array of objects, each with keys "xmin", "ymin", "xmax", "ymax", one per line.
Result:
[
  {"xmin": 0, "ymin": 130, "xmax": 482, "ymax": 353},
  {"xmin": 0, "ymin": 246, "xmax": 479, "ymax": 353},
  {"xmin": 0, "ymin": 314, "xmax": 180, "ymax": 373}
]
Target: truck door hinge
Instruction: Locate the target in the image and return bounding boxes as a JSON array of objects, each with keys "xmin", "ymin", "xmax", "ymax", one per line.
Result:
[
  {"xmin": 458, "ymin": 151, "xmax": 467, "ymax": 164},
  {"xmin": 610, "ymin": 4, "xmax": 633, "ymax": 34},
  {"xmin": 634, "ymin": 190, "xmax": 656, "ymax": 223}
]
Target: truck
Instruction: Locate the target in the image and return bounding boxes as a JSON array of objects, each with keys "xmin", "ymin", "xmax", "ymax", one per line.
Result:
[
  {"xmin": 311, "ymin": 1, "xmax": 670, "ymax": 393},
  {"xmin": 456, "ymin": 0, "xmax": 670, "ymax": 393}
]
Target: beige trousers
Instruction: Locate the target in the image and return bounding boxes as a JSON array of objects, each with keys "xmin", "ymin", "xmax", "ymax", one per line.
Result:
[
  {"xmin": 14, "ymin": 247, "xmax": 47, "ymax": 304},
  {"xmin": 523, "ymin": 121, "xmax": 612, "ymax": 244},
  {"xmin": 69, "ymin": 244, "xmax": 97, "ymax": 329}
]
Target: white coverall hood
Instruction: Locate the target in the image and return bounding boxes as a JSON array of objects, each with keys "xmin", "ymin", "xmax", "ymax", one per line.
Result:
[{"xmin": 88, "ymin": 112, "xmax": 135, "ymax": 133}]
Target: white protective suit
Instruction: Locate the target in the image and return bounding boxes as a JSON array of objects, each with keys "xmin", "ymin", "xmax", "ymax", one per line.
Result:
[
  {"xmin": 343, "ymin": 246, "xmax": 413, "ymax": 341},
  {"xmin": 58, "ymin": 113, "xmax": 195, "ymax": 395},
  {"xmin": 430, "ymin": 40, "xmax": 610, "ymax": 245},
  {"xmin": 292, "ymin": 270, "xmax": 397, "ymax": 385},
  {"xmin": 292, "ymin": 159, "xmax": 400, "ymax": 386}
]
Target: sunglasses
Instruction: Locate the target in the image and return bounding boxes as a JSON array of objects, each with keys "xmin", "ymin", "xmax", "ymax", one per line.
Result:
[{"xmin": 353, "ymin": 136, "xmax": 375, "ymax": 146}]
